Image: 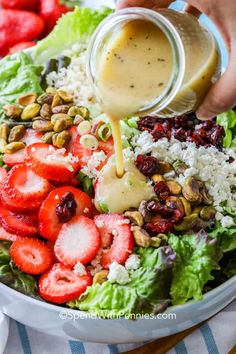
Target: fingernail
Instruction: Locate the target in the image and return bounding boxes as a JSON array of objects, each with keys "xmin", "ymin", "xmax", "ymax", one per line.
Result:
[{"xmin": 196, "ymin": 109, "xmax": 215, "ymax": 121}]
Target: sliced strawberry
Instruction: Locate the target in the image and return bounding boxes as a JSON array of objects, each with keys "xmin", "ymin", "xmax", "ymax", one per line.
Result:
[
  {"xmin": 39, "ymin": 263, "xmax": 92, "ymax": 304},
  {"xmin": 26, "ymin": 143, "xmax": 80, "ymax": 182},
  {"xmin": 39, "ymin": 186, "xmax": 93, "ymax": 241},
  {"xmin": 54, "ymin": 215, "xmax": 101, "ymax": 266},
  {"xmin": 67, "ymin": 126, "xmax": 78, "ymax": 153},
  {"xmin": 0, "ymin": 167, "xmax": 7, "ymax": 184},
  {"xmin": 21, "ymin": 129, "xmax": 43, "ymax": 146},
  {"xmin": 10, "ymin": 238, "xmax": 53, "ymax": 275},
  {"xmin": 72, "ymin": 136, "xmax": 114, "ymax": 168},
  {"xmin": 0, "ymin": 203, "xmax": 38, "ymax": 236},
  {"xmin": 94, "ymin": 214, "xmax": 134, "ymax": 269},
  {"xmin": 3, "ymin": 149, "xmax": 25, "ymax": 167},
  {"xmin": 0, "ymin": 226, "xmax": 23, "ymax": 242},
  {"xmin": 47, "ymin": 240, "xmax": 59, "ymax": 263},
  {"xmin": 1, "ymin": 164, "xmax": 52, "ymax": 212}
]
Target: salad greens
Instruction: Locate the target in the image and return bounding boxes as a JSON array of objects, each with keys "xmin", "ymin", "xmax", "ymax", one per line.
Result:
[
  {"xmin": 168, "ymin": 232, "xmax": 222, "ymax": 305},
  {"xmin": 68, "ymin": 246, "xmax": 176, "ymax": 316},
  {"xmin": 0, "ymin": 242, "xmax": 38, "ymax": 297},
  {"xmin": 217, "ymin": 109, "xmax": 236, "ymax": 147},
  {"xmin": 0, "ymin": 52, "xmax": 42, "ymax": 120},
  {"xmin": 32, "ymin": 7, "xmax": 113, "ymax": 65}
]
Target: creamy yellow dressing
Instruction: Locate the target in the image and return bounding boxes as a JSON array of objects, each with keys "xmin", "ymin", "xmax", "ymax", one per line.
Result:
[{"xmin": 95, "ymin": 158, "xmax": 155, "ymax": 214}]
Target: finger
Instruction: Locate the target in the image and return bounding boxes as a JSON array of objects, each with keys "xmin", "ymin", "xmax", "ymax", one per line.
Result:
[
  {"xmin": 117, "ymin": 0, "xmax": 172, "ymax": 10},
  {"xmin": 183, "ymin": 4, "xmax": 201, "ymax": 18},
  {"xmin": 196, "ymin": 48, "xmax": 236, "ymax": 120}
]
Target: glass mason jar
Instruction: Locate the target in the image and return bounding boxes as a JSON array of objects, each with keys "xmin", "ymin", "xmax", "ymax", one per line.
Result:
[{"xmin": 87, "ymin": 7, "xmax": 221, "ymax": 118}]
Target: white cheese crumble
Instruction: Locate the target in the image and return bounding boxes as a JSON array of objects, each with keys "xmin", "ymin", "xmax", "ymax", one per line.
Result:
[
  {"xmin": 108, "ymin": 262, "xmax": 130, "ymax": 285},
  {"xmin": 116, "ymin": 219, "xmax": 130, "ymax": 226},
  {"xmin": 54, "ymin": 195, "xmax": 59, "ymax": 200},
  {"xmin": 81, "ymin": 151, "xmax": 107, "ymax": 178},
  {"xmin": 133, "ymin": 132, "xmax": 236, "ymax": 225},
  {"xmin": 73, "ymin": 262, "xmax": 87, "ymax": 276},
  {"xmin": 125, "ymin": 254, "xmax": 140, "ymax": 271},
  {"xmin": 220, "ymin": 216, "xmax": 235, "ymax": 228},
  {"xmin": 88, "ymin": 249, "xmax": 103, "ymax": 276},
  {"xmin": 95, "ymin": 220, "xmax": 105, "ymax": 228}
]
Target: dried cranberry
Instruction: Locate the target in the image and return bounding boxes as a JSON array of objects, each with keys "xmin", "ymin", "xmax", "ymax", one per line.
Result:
[
  {"xmin": 172, "ymin": 128, "xmax": 186, "ymax": 142},
  {"xmin": 154, "ymin": 181, "xmax": 170, "ymax": 201},
  {"xmin": 147, "ymin": 201, "xmax": 174, "ymax": 218},
  {"xmin": 152, "ymin": 123, "xmax": 171, "ymax": 141},
  {"xmin": 56, "ymin": 192, "xmax": 77, "ymax": 223},
  {"xmin": 201, "ymin": 120, "xmax": 214, "ymax": 131},
  {"xmin": 173, "ymin": 115, "xmax": 189, "ymax": 128},
  {"xmin": 207, "ymin": 125, "xmax": 225, "ymax": 146},
  {"xmin": 138, "ymin": 116, "xmax": 158, "ymax": 131},
  {"xmin": 192, "ymin": 130, "xmax": 207, "ymax": 146},
  {"xmin": 171, "ymin": 209, "xmax": 184, "ymax": 223},
  {"xmin": 145, "ymin": 215, "xmax": 174, "ymax": 235},
  {"xmin": 135, "ymin": 155, "xmax": 160, "ymax": 177}
]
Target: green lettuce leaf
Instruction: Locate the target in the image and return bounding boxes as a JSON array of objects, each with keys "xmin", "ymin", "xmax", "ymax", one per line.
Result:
[
  {"xmin": 0, "ymin": 52, "xmax": 42, "ymax": 119},
  {"xmin": 169, "ymin": 232, "xmax": 222, "ymax": 305},
  {"xmin": 0, "ymin": 241, "xmax": 37, "ymax": 297},
  {"xmin": 216, "ymin": 110, "xmax": 236, "ymax": 147},
  {"xmin": 223, "ymin": 251, "xmax": 236, "ymax": 278},
  {"xmin": 32, "ymin": 7, "xmax": 113, "ymax": 65},
  {"xmin": 68, "ymin": 246, "xmax": 176, "ymax": 317}
]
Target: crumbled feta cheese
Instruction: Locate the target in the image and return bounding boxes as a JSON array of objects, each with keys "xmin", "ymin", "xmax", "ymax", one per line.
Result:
[
  {"xmin": 117, "ymin": 219, "xmax": 130, "ymax": 225},
  {"xmin": 88, "ymin": 249, "xmax": 103, "ymax": 276},
  {"xmin": 125, "ymin": 254, "xmax": 140, "ymax": 271},
  {"xmin": 133, "ymin": 132, "xmax": 236, "ymax": 218},
  {"xmin": 108, "ymin": 262, "xmax": 130, "ymax": 285},
  {"xmin": 112, "ymin": 229, "xmax": 118, "ymax": 236},
  {"xmin": 31, "ymin": 147, "xmax": 36, "ymax": 152},
  {"xmin": 220, "ymin": 216, "xmax": 235, "ymax": 228},
  {"xmin": 73, "ymin": 262, "xmax": 87, "ymax": 276},
  {"xmin": 95, "ymin": 220, "xmax": 105, "ymax": 228},
  {"xmin": 81, "ymin": 151, "xmax": 107, "ymax": 178}
]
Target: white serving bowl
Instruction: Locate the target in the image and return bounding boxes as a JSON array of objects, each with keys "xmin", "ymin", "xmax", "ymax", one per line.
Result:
[{"xmin": 0, "ymin": 276, "xmax": 235, "ymax": 343}]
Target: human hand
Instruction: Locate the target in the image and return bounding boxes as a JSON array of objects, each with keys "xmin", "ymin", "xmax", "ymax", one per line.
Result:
[{"xmin": 117, "ymin": 0, "xmax": 236, "ymax": 120}]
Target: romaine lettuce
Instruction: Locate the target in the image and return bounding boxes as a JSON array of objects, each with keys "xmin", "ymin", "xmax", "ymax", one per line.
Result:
[
  {"xmin": 169, "ymin": 232, "xmax": 222, "ymax": 305},
  {"xmin": 216, "ymin": 109, "xmax": 236, "ymax": 147},
  {"xmin": 32, "ymin": 7, "xmax": 113, "ymax": 65}
]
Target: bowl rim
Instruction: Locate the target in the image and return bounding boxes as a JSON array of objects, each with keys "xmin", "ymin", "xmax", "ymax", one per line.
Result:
[{"xmin": 0, "ymin": 275, "xmax": 235, "ymax": 318}]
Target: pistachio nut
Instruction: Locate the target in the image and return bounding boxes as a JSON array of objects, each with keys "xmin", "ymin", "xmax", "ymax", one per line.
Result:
[
  {"xmin": 41, "ymin": 131, "xmax": 56, "ymax": 144},
  {"xmin": 52, "ymin": 130, "xmax": 71, "ymax": 148},
  {"xmin": 173, "ymin": 160, "xmax": 188, "ymax": 175},
  {"xmin": 76, "ymin": 106, "xmax": 90, "ymax": 119},
  {"xmin": 166, "ymin": 196, "xmax": 184, "ymax": 214},
  {"xmin": 51, "ymin": 94, "xmax": 63, "ymax": 108},
  {"xmin": 158, "ymin": 161, "xmax": 172, "ymax": 174},
  {"xmin": 200, "ymin": 206, "xmax": 216, "ymax": 221},
  {"xmin": 192, "ymin": 206, "xmax": 202, "ymax": 215},
  {"xmin": 0, "ymin": 124, "xmax": 10, "ymax": 142},
  {"xmin": 73, "ymin": 115, "xmax": 84, "ymax": 125},
  {"xmin": 21, "ymin": 103, "xmax": 41, "ymax": 121},
  {"xmin": 52, "ymin": 105, "xmax": 70, "ymax": 115},
  {"xmin": 124, "ymin": 211, "xmax": 144, "ymax": 227},
  {"xmin": 53, "ymin": 117, "xmax": 73, "ymax": 133},
  {"xmin": 174, "ymin": 213, "xmax": 199, "ymax": 232},
  {"xmin": 3, "ymin": 104, "xmax": 22, "ymax": 119},
  {"xmin": 8, "ymin": 125, "xmax": 25, "ymax": 143},
  {"xmin": 32, "ymin": 120, "xmax": 53, "ymax": 133},
  {"xmin": 51, "ymin": 113, "xmax": 70, "ymax": 124},
  {"xmin": 37, "ymin": 93, "xmax": 54, "ymax": 105},
  {"xmin": 150, "ymin": 237, "xmax": 161, "ymax": 248},
  {"xmin": 0, "ymin": 138, "xmax": 7, "ymax": 153},
  {"xmin": 67, "ymin": 106, "xmax": 82, "ymax": 117},
  {"xmin": 179, "ymin": 197, "xmax": 191, "ymax": 216},
  {"xmin": 166, "ymin": 180, "xmax": 182, "ymax": 195},
  {"xmin": 201, "ymin": 187, "xmax": 213, "ymax": 205},
  {"xmin": 57, "ymin": 90, "xmax": 73, "ymax": 103},
  {"xmin": 132, "ymin": 226, "xmax": 151, "ymax": 247},
  {"xmin": 46, "ymin": 87, "xmax": 57, "ymax": 95},
  {"xmin": 93, "ymin": 270, "xmax": 109, "ymax": 285},
  {"xmin": 138, "ymin": 200, "xmax": 152, "ymax": 223},
  {"xmin": 40, "ymin": 104, "xmax": 52, "ymax": 120},
  {"xmin": 182, "ymin": 177, "xmax": 201, "ymax": 202},
  {"xmin": 17, "ymin": 92, "xmax": 37, "ymax": 106},
  {"xmin": 151, "ymin": 174, "xmax": 165, "ymax": 183},
  {"xmin": 4, "ymin": 142, "xmax": 25, "ymax": 154}
]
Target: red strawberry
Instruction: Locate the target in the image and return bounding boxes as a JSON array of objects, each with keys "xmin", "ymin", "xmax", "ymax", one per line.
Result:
[
  {"xmin": 0, "ymin": 226, "xmax": 23, "ymax": 242},
  {"xmin": 3, "ymin": 149, "xmax": 25, "ymax": 167},
  {"xmin": 73, "ymin": 136, "xmax": 114, "ymax": 168},
  {"xmin": 67, "ymin": 126, "xmax": 78, "ymax": 153},
  {"xmin": 25, "ymin": 143, "xmax": 80, "ymax": 182},
  {"xmin": 1, "ymin": 164, "xmax": 52, "ymax": 213},
  {"xmin": 47, "ymin": 240, "xmax": 59, "ymax": 262},
  {"xmin": 39, "ymin": 186, "xmax": 93, "ymax": 241},
  {"xmin": 39, "ymin": 263, "xmax": 92, "ymax": 304},
  {"xmin": 9, "ymin": 41, "xmax": 36, "ymax": 54},
  {"xmin": 54, "ymin": 215, "xmax": 101, "ymax": 266},
  {"xmin": 94, "ymin": 214, "xmax": 134, "ymax": 269},
  {"xmin": 21, "ymin": 129, "xmax": 43, "ymax": 146},
  {"xmin": 1, "ymin": 0, "xmax": 38, "ymax": 12},
  {"xmin": 0, "ymin": 167, "xmax": 7, "ymax": 184},
  {"xmin": 10, "ymin": 238, "xmax": 53, "ymax": 275},
  {"xmin": 0, "ymin": 203, "xmax": 38, "ymax": 236},
  {"xmin": 0, "ymin": 10, "xmax": 44, "ymax": 55},
  {"xmin": 39, "ymin": 0, "xmax": 73, "ymax": 35}
]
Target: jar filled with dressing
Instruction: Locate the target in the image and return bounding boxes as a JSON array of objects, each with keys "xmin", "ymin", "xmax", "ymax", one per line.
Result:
[{"xmin": 87, "ymin": 7, "xmax": 221, "ymax": 119}]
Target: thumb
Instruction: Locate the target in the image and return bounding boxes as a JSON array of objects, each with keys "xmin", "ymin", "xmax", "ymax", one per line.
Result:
[{"xmin": 196, "ymin": 47, "xmax": 236, "ymax": 120}]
